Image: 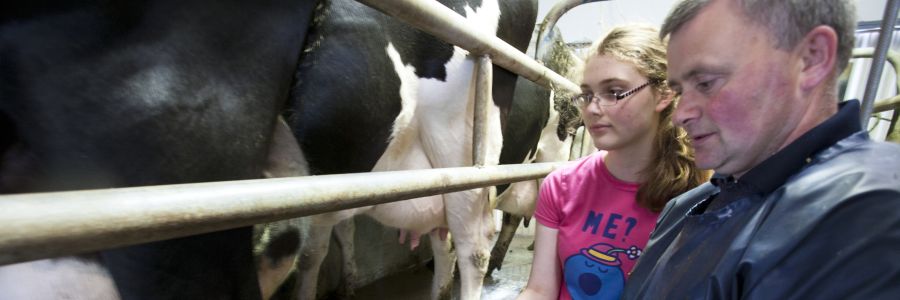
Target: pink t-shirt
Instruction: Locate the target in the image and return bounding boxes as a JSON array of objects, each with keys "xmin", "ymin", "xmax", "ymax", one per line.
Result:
[{"xmin": 534, "ymin": 152, "xmax": 659, "ymax": 300}]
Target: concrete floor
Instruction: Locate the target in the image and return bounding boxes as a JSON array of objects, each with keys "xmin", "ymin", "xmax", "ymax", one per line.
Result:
[{"xmin": 352, "ymin": 227, "xmax": 536, "ymax": 300}]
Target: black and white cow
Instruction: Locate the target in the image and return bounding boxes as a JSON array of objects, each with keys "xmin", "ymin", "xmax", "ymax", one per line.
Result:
[
  {"xmin": 1, "ymin": 1, "xmax": 317, "ymax": 299},
  {"xmin": 488, "ymin": 25, "xmax": 585, "ymax": 277},
  {"xmin": 1, "ymin": 0, "xmax": 542, "ymax": 299},
  {"xmin": 253, "ymin": 0, "xmax": 538, "ymax": 299}
]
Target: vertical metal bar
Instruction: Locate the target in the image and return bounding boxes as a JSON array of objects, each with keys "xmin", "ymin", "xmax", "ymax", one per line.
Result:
[
  {"xmin": 861, "ymin": 0, "xmax": 900, "ymax": 128},
  {"xmin": 472, "ymin": 55, "xmax": 494, "ymax": 232},
  {"xmin": 580, "ymin": 124, "xmax": 594, "ymax": 157},
  {"xmin": 569, "ymin": 126, "xmax": 584, "ymax": 160},
  {"xmin": 473, "ymin": 54, "xmax": 493, "ymax": 166}
]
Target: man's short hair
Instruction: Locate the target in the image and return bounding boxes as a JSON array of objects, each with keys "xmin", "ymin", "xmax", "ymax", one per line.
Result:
[{"xmin": 660, "ymin": 0, "xmax": 857, "ymax": 76}]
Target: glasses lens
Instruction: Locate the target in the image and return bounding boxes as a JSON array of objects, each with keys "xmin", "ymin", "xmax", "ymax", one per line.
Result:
[
  {"xmin": 573, "ymin": 94, "xmax": 588, "ymax": 106},
  {"xmin": 597, "ymin": 93, "xmax": 617, "ymax": 106}
]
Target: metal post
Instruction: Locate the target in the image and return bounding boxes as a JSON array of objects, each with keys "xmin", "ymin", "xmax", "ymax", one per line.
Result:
[
  {"xmin": 861, "ymin": 0, "xmax": 900, "ymax": 128},
  {"xmin": 0, "ymin": 162, "xmax": 568, "ymax": 265},
  {"xmin": 473, "ymin": 55, "xmax": 492, "ymax": 166},
  {"xmin": 580, "ymin": 124, "xmax": 594, "ymax": 157},
  {"xmin": 569, "ymin": 126, "xmax": 584, "ymax": 160}
]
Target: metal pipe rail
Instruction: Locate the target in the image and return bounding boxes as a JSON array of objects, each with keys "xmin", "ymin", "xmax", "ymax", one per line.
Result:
[
  {"xmin": 860, "ymin": 0, "xmax": 900, "ymax": 127},
  {"xmin": 0, "ymin": 162, "xmax": 568, "ymax": 265},
  {"xmin": 851, "ymin": 48, "xmax": 900, "ymax": 142},
  {"xmin": 356, "ymin": 0, "xmax": 582, "ymax": 95},
  {"xmin": 852, "ymin": 48, "xmax": 900, "ymax": 113}
]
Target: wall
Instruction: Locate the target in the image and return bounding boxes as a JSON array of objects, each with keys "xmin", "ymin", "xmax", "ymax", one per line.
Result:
[{"xmin": 540, "ymin": 0, "xmax": 892, "ymax": 44}]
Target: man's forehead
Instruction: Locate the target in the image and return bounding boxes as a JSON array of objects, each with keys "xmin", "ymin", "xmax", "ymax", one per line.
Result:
[
  {"xmin": 668, "ymin": 0, "xmax": 741, "ymax": 39},
  {"xmin": 664, "ymin": 1, "xmax": 750, "ymax": 79}
]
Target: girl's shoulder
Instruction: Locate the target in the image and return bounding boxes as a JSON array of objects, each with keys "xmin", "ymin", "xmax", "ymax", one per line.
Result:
[{"xmin": 545, "ymin": 151, "xmax": 606, "ymax": 183}]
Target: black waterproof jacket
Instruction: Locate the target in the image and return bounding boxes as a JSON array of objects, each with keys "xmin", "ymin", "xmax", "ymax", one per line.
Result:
[{"xmin": 623, "ymin": 105, "xmax": 900, "ymax": 299}]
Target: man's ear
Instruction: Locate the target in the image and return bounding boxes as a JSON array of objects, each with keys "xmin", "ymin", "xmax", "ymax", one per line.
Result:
[
  {"xmin": 655, "ymin": 91, "xmax": 674, "ymax": 113},
  {"xmin": 797, "ymin": 25, "xmax": 838, "ymax": 90}
]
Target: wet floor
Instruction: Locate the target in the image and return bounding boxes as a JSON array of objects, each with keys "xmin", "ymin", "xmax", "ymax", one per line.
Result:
[{"xmin": 352, "ymin": 225, "xmax": 536, "ymax": 300}]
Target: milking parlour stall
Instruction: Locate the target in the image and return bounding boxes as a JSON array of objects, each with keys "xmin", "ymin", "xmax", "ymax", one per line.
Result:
[{"xmin": 1, "ymin": 0, "xmax": 898, "ymax": 300}]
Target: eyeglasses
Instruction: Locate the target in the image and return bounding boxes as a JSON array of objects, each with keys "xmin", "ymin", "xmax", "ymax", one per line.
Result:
[{"xmin": 571, "ymin": 81, "xmax": 654, "ymax": 107}]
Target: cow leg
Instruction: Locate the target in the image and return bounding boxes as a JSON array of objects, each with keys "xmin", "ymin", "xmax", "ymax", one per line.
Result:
[
  {"xmin": 444, "ymin": 189, "xmax": 494, "ymax": 300},
  {"xmin": 429, "ymin": 228, "xmax": 456, "ymax": 300},
  {"xmin": 254, "ymin": 221, "xmax": 300, "ymax": 300},
  {"xmin": 491, "ymin": 177, "xmax": 539, "ymax": 278},
  {"xmin": 293, "ymin": 211, "xmax": 361, "ymax": 300},
  {"xmin": 294, "ymin": 220, "xmax": 333, "ymax": 300},
  {"xmin": 256, "ymin": 117, "xmax": 306, "ymax": 299},
  {"xmin": 487, "ymin": 212, "xmax": 523, "ymax": 277},
  {"xmin": 333, "ymin": 217, "xmax": 358, "ymax": 299}
]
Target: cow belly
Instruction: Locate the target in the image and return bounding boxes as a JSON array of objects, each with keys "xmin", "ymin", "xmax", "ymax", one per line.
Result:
[
  {"xmin": 495, "ymin": 179, "xmax": 539, "ymax": 217},
  {"xmin": 367, "ymin": 109, "xmax": 447, "ymax": 233},
  {"xmin": 368, "ymin": 195, "xmax": 446, "ymax": 233}
]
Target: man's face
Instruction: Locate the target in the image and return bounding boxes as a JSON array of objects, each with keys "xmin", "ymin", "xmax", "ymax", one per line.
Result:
[{"xmin": 667, "ymin": 0, "xmax": 805, "ymax": 176}]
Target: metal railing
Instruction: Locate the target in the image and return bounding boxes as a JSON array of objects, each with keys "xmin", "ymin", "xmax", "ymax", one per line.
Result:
[
  {"xmin": 0, "ymin": 0, "xmax": 581, "ymax": 265},
  {"xmin": 0, "ymin": 163, "xmax": 565, "ymax": 265},
  {"xmin": 860, "ymin": 0, "xmax": 900, "ymax": 127},
  {"xmin": 851, "ymin": 48, "xmax": 900, "ymax": 142}
]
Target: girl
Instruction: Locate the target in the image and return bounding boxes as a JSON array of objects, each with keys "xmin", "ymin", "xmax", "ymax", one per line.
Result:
[{"xmin": 518, "ymin": 24, "xmax": 707, "ymax": 300}]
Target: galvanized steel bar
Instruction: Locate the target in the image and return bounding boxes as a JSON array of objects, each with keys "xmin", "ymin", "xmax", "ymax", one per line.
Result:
[
  {"xmin": 0, "ymin": 162, "xmax": 568, "ymax": 265},
  {"xmin": 473, "ymin": 55, "xmax": 493, "ymax": 166},
  {"xmin": 861, "ymin": 0, "xmax": 900, "ymax": 127},
  {"xmin": 852, "ymin": 48, "xmax": 900, "ymax": 114},
  {"xmin": 579, "ymin": 125, "xmax": 594, "ymax": 158},
  {"xmin": 355, "ymin": 0, "xmax": 582, "ymax": 94},
  {"xmin": 874, "ymin": 95, "xmax": 900, "ymax": 113},
  {"xmin": 536, "ymin": 0, "xmax": 609, "ymax": 59}
]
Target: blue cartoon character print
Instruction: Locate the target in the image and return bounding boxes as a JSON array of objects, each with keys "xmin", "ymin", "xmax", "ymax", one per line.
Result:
[{"xmin": 563, "ymin": 243, "xmax": 642, "ymax": 299}]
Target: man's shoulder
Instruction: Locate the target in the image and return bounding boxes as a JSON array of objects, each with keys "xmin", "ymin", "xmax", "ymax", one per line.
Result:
[
  {"xmin": 791, "ymin": 133, "xmax": 900, "ymax": 198},
  {"xmin": 742, "ymin": 135, "xmax": 900, "ymax": 283},
  {"xmin": 768, "ymin": 134, "xmax": 900, "ymax": 229},
  {"xmin": 740, "ymin": 136, "xmax": 900, "ymax": 297}
]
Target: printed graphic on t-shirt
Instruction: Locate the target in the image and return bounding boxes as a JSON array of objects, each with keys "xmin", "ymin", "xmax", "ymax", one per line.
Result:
[
  {"xmin": 581, "ymin": 211, "xmax": 639, "ymax": 242},
  {"xmin": 563, "ymin": 243, "xmax": 643, "ymax": 300},
  {"xmin": 563, "ymin": 209, "xmax": 645, "ymax": 299}
]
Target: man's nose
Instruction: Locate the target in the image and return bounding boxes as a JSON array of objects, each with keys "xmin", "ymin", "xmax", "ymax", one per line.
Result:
[{"xmin": 673, "ymin": 94, "xmax": 700, "ymax": 127}]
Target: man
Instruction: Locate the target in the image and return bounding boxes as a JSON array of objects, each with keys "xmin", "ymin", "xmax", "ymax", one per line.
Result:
[{"xmin": 623, "ymin": 0, "xmax": 900, "ymax": 299}]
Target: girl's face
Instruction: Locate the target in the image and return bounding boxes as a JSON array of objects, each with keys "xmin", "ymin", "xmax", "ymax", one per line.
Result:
[{"xmin": 579, "ymin": 55, "xmax": 671, "ymax": 152}]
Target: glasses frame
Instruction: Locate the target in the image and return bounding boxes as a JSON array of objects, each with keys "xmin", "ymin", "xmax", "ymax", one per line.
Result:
[{"xmin": 572, "ymin": 80, "xmax": 655, "ymax": 107}]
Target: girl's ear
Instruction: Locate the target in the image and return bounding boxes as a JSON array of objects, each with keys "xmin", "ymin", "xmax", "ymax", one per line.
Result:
[{"xmin": 654, "ymin": 91, "xmax": 674, "ymax": 113}]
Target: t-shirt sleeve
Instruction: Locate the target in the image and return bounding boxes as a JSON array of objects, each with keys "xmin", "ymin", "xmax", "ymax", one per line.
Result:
[{"xmin": 534, "ymin": 170, "xmax": 564, "ymax": 229}]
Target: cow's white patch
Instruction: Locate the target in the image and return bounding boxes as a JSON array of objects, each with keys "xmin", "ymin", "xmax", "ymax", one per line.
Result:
[
  {"xmin": 0, "ymin": 257, "xmax": 121, "ymax": 300},
  {"xmin": 464, "ymin": 0, "xmax": 501, "ymax": 35},
  {"xmin": 389, "ymin": 3, "xmax": 505, "ymax": 300},
  {"xmin": 384, "ymin": 43, "xmax": 420, "ymax": 145}
]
